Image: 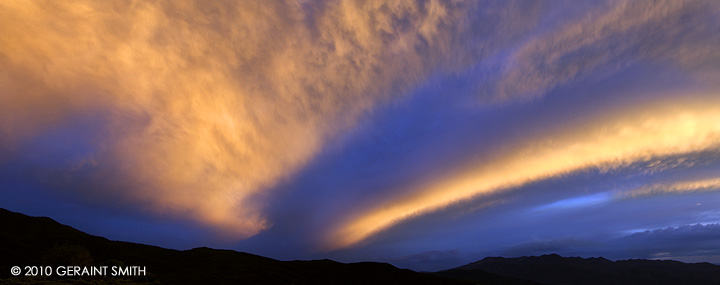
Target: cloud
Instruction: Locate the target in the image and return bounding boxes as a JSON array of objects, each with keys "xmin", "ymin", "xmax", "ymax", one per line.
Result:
[
  {"xmin": 0, "ymin": 0, "xmax": 491, "ymax": 238},
  {"xmin": 488, "ymin": 0, "xmax": 720, "ymax": 101},
  {"xmin": 495, "ymin": 224, "xmax": 720, "ymax": 262},
  {"xmin": 620, "ymin": 223, "xmax": 720, "ymax": 262},
  {"xmin": 531, "ymin": 192, "xmax": 612, "ymax": 213},
  {"xmin": 616, "ymin": 177, "xmax": 720, "ymax": 199},
  {"xmin": 328, "ymin": 95, "xmax": 720, "ymax": 249},
  {"xmin": 2, "ymin": 0, "xmax": 719, "ymax": 253},
  {"xmin": 315, "ymin": 0, "xmax": 720, "ymax": 251}
]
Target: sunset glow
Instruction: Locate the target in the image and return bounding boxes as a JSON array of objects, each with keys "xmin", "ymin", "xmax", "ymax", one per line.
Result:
[{"xmin": 2, "ymin": 0, "xmax": 719, "ymax": 270}]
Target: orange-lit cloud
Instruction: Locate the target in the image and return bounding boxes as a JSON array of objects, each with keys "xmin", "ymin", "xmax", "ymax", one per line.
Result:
[
  {"xmin": 2, "ymin": 0, "xmax": 718, "ymax": 247},
  {"xmin": 328, "ymin": 95, "xmax": 720, "ymax": 249},
  {"xmin": 0, "ymin": 0, "xmax": 482, "ymax": 238},
  {"xmin": 617, "ymin": 177, "xmax": 720, "ymax": 199}
]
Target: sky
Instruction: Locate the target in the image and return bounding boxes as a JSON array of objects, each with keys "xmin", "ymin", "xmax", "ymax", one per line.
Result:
[{"xmin": 1, "ymin": 0, "xmax": 720, "ymax": 271}]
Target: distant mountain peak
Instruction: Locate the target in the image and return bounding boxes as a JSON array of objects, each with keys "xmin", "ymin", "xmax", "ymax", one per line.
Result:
[{"xmin": 441, "ymin": 253, "xmax": 720, "ymax": 285}]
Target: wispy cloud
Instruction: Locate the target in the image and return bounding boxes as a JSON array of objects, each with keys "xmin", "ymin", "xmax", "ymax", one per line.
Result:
[
  {"xmin": 490, "ymin": 0, "xmax": 720, "ymax": 101},
  {"xmin": 617, "ymin": 177, "xmax": 720, "ymax": 199},
  {"xmin": 497, "ymin": 223, "xmax": 720, "ymax": 262},
  {"xmin": 0, "ymin": 0, "xmax": 487, "ymax": 238},
  {"xmin": 328, "ymin": 95, "xmax": 720, "ymax": 249}
]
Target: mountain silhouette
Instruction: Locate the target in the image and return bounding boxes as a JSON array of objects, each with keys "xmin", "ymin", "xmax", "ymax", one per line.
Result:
[
  {"xmin": 433, "ymin": 253, "xmax": 720, "ymax": 284},
  {"xmin": 0, "ymin": 208, "xmax": 477, "ymax": 284},
  {"xmin": 3, "ymin": 208, "xmax": 720, "ymax": 284}
]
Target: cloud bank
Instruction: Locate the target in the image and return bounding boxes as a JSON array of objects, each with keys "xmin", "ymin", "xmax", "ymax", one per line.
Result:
[
  {"xmin": 0, "ymin": 0, "xmax": 490, "ymax": 238},
  {"xmin": 329, "ymin": 95, "xmax": 720, "ymax": 249}
]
